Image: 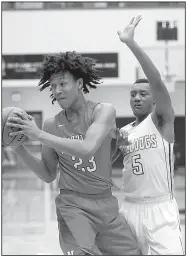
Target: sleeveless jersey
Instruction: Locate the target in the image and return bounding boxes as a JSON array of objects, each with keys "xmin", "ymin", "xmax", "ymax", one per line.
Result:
[
  {"xmin": 45, "ymin": 100, "xmax": 113, "ymax": 194},
  {"xmin": 120, "ymin": 114, "xmax": 174, "ymax": 198}
]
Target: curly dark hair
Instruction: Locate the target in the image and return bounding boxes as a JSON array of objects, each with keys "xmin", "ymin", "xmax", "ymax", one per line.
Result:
[{"xmin": 38, "ymin": 51, "xmax": 102, "ymax": 104}]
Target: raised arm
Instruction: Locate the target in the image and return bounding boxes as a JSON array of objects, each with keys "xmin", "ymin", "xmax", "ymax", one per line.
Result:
[
  {"xmin": 7, "ymin": 103, "xmax": 116, "ymax": 160},
  {"xmin": 117, "ymin": 15, "xmax": 175, "ymax": 139}
]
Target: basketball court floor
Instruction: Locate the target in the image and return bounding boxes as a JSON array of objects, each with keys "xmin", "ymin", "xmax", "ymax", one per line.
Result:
[{"xmin": 2, "ymin": 168, "xmax": 186, "ymax": 255}]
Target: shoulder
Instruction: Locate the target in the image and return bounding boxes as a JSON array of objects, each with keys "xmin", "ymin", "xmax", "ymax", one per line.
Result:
[
  {"xmin": 43, "ymin": 116, "xmax": 56, "ymax": 132},
  {"xmin": 93, "ymin": 102, "xmax": 116, "ymax": 117},
  {"xmin": 91, "ymin": 103, "xmax": 116, "ymax": 126},
  {"xmin": 120, "ymin": 121, "xmax": 135, "ymax": 132}
]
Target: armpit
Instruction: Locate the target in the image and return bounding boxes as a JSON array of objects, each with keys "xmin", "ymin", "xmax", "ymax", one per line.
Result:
[{"xmin": 156, "ymin": 112, "xmax": 165, "ymax": 127}]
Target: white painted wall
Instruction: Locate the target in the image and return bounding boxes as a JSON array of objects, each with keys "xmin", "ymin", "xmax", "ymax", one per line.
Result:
[
  {"xmin": 2, "ymin": 8, "xmax": 185, "ymax": 85},
  {"xmin": 2, "ymin": 83, "xmax": 185, "ymax": 120}
]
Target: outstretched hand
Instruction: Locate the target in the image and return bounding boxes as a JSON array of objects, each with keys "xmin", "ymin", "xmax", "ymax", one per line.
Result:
[{"xmin": 117, "ymin": 15, "xmax": 142, "ymax": 44}]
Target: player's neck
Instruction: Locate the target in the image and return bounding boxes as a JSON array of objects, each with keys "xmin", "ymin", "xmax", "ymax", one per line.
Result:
[
  {"xmin": 135, "ymin": 114, "xmax": 148, "ymax": 126},
  {"xmin": 65, "ymin": 94, "xmax": 87, "ymax": 122}
]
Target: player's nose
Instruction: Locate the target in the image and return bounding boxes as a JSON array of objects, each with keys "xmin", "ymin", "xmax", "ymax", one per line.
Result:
[
  {"xmin": 55, "ymin": 85, "xmax": 63, "ymax": 94},
  {"xmin": 134, "ymin": 94, "xmax": 141, "ymax": 101},
  {"xmin": 54, "ymin": 88, "xmax": 64, "ymax": 99}
]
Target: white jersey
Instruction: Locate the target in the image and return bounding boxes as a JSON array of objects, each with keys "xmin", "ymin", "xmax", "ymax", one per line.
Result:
[{"xmin": 120, "ymin": 114, "xmax": 174, "ymax": 198}]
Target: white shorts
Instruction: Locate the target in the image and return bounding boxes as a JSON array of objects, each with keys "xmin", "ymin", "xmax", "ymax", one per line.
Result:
[{"xmin": 119, "ymin": 195, "xmax": 184, "ymax": 255}]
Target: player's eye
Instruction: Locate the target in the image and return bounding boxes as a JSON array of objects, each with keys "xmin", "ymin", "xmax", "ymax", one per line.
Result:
[{"xmin": 50, "ymin": 84, "xmax": 55, "ymax": 90}]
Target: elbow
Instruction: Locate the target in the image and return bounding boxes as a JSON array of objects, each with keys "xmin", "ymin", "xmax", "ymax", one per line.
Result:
[
  {"xmin": 43, "ymin": 170, "xmax": 57, "ymax": 183},
  {"xmin": 42, "ymin": 162, "xmax": 57, "ymax": 183},
  {"xmin": 81, "ymin": 149, "xmax": 93, "ymax": 160},
  {"xmin": 44, "ymin": 175, "xmax": 56, "ymax": 183},
  {"xmin": 86, "ymin": 150, "xmax": 95, "ymax": 159}
]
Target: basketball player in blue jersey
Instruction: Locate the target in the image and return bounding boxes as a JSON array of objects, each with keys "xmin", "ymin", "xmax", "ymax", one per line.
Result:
[
  {"xmin": 7, "ymin": 52, "xmax": 140, "ymax": 255},
  {"xmin": 114, "ymin": 15, "xmax": 184, "ymax": 255}
]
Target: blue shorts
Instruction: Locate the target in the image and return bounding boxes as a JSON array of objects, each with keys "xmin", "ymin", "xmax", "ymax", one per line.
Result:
[{"xmin": 55, "ymin": 189, "xmax": 140, "ymax": 255}]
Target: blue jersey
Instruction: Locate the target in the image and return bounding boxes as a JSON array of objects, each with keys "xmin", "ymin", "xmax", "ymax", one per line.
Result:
[{"xmin": 44, "ymin": 101, "xmax": 113, "ymax": 194}]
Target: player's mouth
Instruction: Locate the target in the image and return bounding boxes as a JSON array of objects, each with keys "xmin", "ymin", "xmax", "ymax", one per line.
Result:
[
  {"xmin": 57, "ymin": 97, "xmax": 66, "ymax": 101},
  {"xmin": 134, "ymin": 104, "xmax": 142, "ymax": 109}
]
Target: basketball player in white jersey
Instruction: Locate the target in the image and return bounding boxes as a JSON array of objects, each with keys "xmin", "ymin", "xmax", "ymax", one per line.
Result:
[{"xmin": 116, "ymin": 15, "xmax": 184, "ymax": 255}]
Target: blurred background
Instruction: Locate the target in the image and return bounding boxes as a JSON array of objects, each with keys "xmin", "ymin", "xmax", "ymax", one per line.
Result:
[{"xmin": 2, "ymin": 1, "xmax": 185, "ymax": 255}]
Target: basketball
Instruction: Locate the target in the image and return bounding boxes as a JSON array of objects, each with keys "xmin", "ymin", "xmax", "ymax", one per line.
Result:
[{"xmin": 2, "ymin": 107, "xmax": 28, "ymax": 147}]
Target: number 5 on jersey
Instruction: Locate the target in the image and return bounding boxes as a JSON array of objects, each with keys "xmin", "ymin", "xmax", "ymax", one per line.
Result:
[{"xmin": 132, "ymin": 154, "xmax": 144, "ymax": 175}]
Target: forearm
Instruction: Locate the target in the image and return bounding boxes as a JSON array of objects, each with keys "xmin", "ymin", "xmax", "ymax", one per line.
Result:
[
  {"xmin": 126, "ymin": 40, "xmax": 162, "ymax": 84},
  {"xmin": 111, "ymin": 148, "xmax": 121, "ymax": 164},
  {"xmin": 111, "ymin": 128, "xmax": 121, "ymax": 163},
  {"xmin": 39, "ymin": 131, "xmax": 92, "ymax": 159},
  {"xmin": 14, "ymin": 145, "xmax": 56, "ymax": 183}
]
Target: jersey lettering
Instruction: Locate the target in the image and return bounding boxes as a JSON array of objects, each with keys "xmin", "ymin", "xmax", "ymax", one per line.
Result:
[
  {"xmin": 121, "ymin": 134, "xmax": 158, "ymax": 155},
  {"xmin": 134, "ymin": 139, "xmax": 139, "ymax": 152},
  {"xmin": 145, "ymin": 135, "xmax": 151, "ymax": 148},
  {"xmin": 150, "ymin": 134, "xmax": 157, "ymax": 148},
  {"xmin": 139, "ymin": 137, "xmax": 144, "ymax": 150}
]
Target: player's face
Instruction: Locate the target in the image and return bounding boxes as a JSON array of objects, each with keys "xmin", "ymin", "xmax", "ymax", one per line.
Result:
[
  {"xmin": 50, "ymin": 71, "xmax": 81, "ymax": 109},
  {"xmin": 130, "ymin": 83, "xmax": 154, "ymax": 117}
]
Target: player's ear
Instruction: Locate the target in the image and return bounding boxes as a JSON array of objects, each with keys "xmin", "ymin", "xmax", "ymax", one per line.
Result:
[
  {"xmin": 77, "ymin": 78, "xmax": 83, "ymax": 90},
  {"xmin": 152, "ymin": 96, "xmax": 156, "ymax": 105}
]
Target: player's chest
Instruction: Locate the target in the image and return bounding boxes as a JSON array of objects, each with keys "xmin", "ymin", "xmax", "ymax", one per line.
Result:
[
  {"xmin": 126, "ymin": 127, "xmax": 161, "ymax": 155},
  {"xmin": 57, "ymin": 117, "xmax": 88, "ymax": 138}
]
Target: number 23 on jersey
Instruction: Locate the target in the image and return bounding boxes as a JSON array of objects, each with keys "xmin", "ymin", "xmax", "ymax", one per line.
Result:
[{"xmin": 72, "ymin": 156, "xmax": 97, "ymax": 173}]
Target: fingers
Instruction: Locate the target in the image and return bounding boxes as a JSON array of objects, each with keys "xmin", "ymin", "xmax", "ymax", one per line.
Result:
[
  {"xmin": 119, "ymin": 129, "xmax": 132, "ymax": 146},
  {"xmin": 133, "ymin": 14, "xmax": 142, "ymax": 27},
  {"xmin": 118, "ymin": 14, "xmax": 142, "ymax": 37},
  {"xmin": 6, "ymin": 122, "xmax": 25, "ymax": 129},
  {"xmin": 119, "ymin": 145, "xmax": 128, "ymax": 155},
  {"xmin": 13, "ymin": 111, "xmax": 28, "ymax": 120},
  {"xmin": 120, "ymin": 129, "xmax": 128, "ymax": 139},
  {"xmin": 129, "ymin": 17, "xmax": 135, "ymax": 25},
  {"xmin": 117, "ymin": 30, "xmax": 121, "ymax": 36},
  {"xmin": 7, "ymin": 116, "xmax": 27, "ymax": 125},
  {"xmin": 128, "ymin": 15, "xmax": 142, "ymax": 28},
  {"xmin": 28, "ymin": 115, "xmax": 34, "ymax": 121},
  {"xmin": 9, "ymin": 131, "xmax": 26, "ymax": 137},
  {"xmin": 127, "ymin": 139, "xmax": 132, "ymax": 145}
]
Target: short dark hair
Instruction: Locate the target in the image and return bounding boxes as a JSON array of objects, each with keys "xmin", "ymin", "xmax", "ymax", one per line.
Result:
[
  {"xmin": 134, "ymin": 78, "xmax": 149, "ymax": 84},
  {"xmin": 38, "ymin": 51, "xmax": 102, "ymax": 104}
]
